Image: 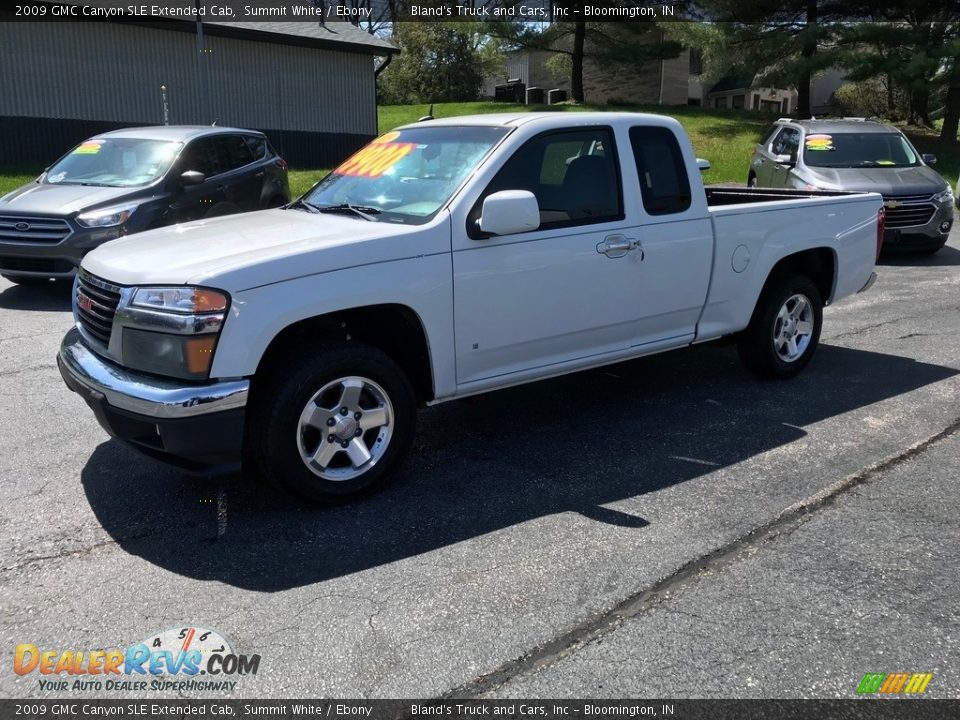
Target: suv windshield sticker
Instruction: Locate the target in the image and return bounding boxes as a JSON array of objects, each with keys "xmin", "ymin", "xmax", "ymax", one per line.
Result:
[
  {"xmin": 73, "ymin": 141, "xmax": 103, "ymax": 155},
  {"xmin": 805, "ymin": 134, "xmax": 834, "ymax": 151},
  {"xmin": 336, "ymin": 132, "xmax": 416, "ymax": 178}
]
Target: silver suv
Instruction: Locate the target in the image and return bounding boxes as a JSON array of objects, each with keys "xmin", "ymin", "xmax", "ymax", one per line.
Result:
[{"xmin": 748, "ymin": 118, "xmax": 954, "ymax": 254}]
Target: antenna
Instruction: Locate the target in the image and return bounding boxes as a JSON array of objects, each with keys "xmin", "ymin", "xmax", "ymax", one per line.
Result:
[{"xmin": 418, "ymin": 104, "xmax": 434, "ymax": 122}]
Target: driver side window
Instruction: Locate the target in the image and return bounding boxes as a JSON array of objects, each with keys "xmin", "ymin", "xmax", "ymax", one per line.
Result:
[
  {"xmin": 771, "ymin": 128, "xmax": 800, "ymax": 159},
  {"xmin": 471, "ymin": 128, "xmax": 623, "ymax": 236},
  {"xmin": 180, "ymin": 138, "xmax": 220, "ymax": 177}
]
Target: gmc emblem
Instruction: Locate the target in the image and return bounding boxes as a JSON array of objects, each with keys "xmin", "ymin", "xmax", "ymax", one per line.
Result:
[{"xmin": 77, "ymin": 294, "xmax": 94, "ymax": 312}]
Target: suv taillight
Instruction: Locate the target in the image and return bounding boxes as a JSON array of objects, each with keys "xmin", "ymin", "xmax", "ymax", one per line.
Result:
[{"xmin": 876, "ymin": 207, "xmax": 886, "ymax": 261}]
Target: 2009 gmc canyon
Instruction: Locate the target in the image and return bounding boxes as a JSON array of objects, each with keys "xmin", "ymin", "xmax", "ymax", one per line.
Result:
[{"xmin": 57, "ymin": 113, "xmax": 884, "ymax": 503}]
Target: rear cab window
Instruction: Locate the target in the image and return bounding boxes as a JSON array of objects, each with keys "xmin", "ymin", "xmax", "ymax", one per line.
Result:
[{"xmin": 629, "ymin": 126, "xmax": 691, "ymax": 216}]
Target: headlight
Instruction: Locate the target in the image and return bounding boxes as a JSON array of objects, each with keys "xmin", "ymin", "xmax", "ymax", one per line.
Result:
[
  {"xmin": 121, "ymin": 285, "xmax": 230, "ymax": 380},
  {"xmin": 76, "ymin": 203, "xmax": 139, "ymax": 228},
  {"xmin": 122, "ymin": 329, "xmax": 218, "ymax": 380},
  {"xmin": 934, "ymin": 187, "xmax": 954, "ymax": 204},
  {"xmin": 132, "ymin": 287, "xmax": 228, "ymax": 313}
]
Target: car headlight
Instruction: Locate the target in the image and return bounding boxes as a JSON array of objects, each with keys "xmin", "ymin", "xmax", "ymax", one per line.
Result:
[
  {"xmin": 934, "ymin": 187, "xmax": 954, "ymax": 204},
  {"xmin": 76, "ymin": 203, "xmax": 139, "ymax": 228},
  {"xmin": 122, "ymin": 329, "xmax": 219, "ymax": 381},
  {"xmin": 132, "ymin": 287, "xmax": 229, "ymax": 313},
  {"xmin": 122, "ymin": 286, "xmax": 230, "ymax": 380}
]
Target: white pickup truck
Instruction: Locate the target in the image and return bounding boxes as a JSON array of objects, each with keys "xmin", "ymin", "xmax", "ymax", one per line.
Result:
[{"xmin": 57, "ymin": 112, "xmax": 884, "ymax": 503}]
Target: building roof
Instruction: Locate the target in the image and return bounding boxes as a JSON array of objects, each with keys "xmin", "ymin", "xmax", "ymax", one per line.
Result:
[
  {"xmin": 202, "ymin": 20, "xmax": 397, "ymax": 56},
  {"xmin": 29, "ymin": 4, "xmax": 397, "ymax": 56},
  {"xmin": 708, "ymin": 74, "xmax": 756, "ymax": 94}
]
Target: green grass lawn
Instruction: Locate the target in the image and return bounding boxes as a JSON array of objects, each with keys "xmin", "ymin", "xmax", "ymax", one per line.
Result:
[{"xmin": 2, "ymin": 103, "xmax": 957, "ymax": 198}]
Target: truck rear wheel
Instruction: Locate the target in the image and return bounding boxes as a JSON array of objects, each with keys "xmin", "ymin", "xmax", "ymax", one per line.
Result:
[
  {"xmin": 249, "ymin": 343, "xmax": 416, "ymax": 504},
  {"xmin": 737, "ymin": 273, "xmax": 823, "ymax": 379}
]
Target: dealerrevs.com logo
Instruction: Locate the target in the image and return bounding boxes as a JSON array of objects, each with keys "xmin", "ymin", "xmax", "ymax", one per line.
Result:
[
  {"xmin": 14, "ymin": 627, "xmax": 260, "ymax": 693},
  {"xmin": 856, "ymin": 672, "xmax": 933, "ymax": 695}
]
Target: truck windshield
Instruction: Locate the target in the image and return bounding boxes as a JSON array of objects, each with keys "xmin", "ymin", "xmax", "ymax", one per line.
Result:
[
  {"xmin": 302, "ymin": 126, "xmax": 509, "ymax": 224},
  {"xmin": 803, "ymin": 132, "xmax": 919, "ymax": 168},
  {"xmin": 44, "ymin": 138, "xmax": 183, "ymax": 187}
]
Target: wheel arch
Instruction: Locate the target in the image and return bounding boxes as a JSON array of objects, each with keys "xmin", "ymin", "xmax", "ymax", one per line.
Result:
[
  {"xmin": 763, "ymin": 247, "xmax": 837, "ymax": 306},
  {"xmin": 253, "ymin": 303, "xmax": 436, "ymax": 406}
]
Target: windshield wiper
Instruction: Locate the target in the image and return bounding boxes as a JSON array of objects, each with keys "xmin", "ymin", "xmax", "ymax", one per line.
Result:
[
  {"xmin": 287, "ymin": 197, "xmax": 321, "ymax": 213},
  {"xmin": 317, "ymin": 202, "xmax": 381, "ymax": 222}
]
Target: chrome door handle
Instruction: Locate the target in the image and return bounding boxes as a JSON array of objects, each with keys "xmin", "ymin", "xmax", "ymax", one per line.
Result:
[{"xmin": 597, "ymin": 235, "xmax": 642, "ymax": 259}]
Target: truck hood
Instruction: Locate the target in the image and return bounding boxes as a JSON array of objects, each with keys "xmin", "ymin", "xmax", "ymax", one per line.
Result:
[
  {"xmin": 0, "ymin": 181, "xmax": 139, "ymax": 216},
  {"xmin": 803, "ymin": 165, "xmax": 948, "ymax": 196},
  {"xmin": 81, "ymin": 208, "xmax": 432, "ymax": 290}
]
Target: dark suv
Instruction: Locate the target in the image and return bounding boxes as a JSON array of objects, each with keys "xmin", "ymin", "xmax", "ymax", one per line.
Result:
[{"xmin": 0, "ymin": 126, "xmax": 290, "ymax": 284}]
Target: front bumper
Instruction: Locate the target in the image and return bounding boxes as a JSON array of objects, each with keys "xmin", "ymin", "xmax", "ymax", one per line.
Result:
[
  {"xmin": 882, "ymin": 200, "xmax": 953, "ymax": 250},
  {"xmin": 0, "ymin": 225, "xmax": 124, "ymax": 278},
  {"xmin": 57, "ymin": 328, "xmax": 248, "ymax": 474}
]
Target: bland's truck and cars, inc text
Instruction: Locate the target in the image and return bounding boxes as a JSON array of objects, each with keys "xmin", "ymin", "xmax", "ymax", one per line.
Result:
[{"xmin": 57, "ymin": 113, "xmax": 884, "ymax": 503}]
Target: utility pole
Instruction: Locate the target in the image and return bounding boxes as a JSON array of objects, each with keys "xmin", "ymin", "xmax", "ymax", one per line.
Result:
[{"xmin": 160, "ymin": 84, "xmax": 170, "ymax": 125}]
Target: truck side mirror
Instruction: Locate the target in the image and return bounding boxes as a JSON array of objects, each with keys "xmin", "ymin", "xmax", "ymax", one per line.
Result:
[
  {"xmin": 922, "ymin": 153, "xmax": 937, "ymax": 165},
  {"xmin": 478, "ymin": 190, "xmax": 540, "ymax": 236},
  {"xmin": 772, "ymin": 153, "xmax": 795, "ymax": 167},
  {"xmin": 180, "ymin": 170, "xmax": 206, "ymax": 186},
  {"xmin": 696, "ymin": 158, "xmax": 711, "ymax": 172}
]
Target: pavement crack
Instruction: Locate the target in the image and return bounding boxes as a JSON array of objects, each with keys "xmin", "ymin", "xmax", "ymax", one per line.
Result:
[
  {"xmin": 440, "ymin": 414, "xmax": 960, "ymax": 699},
  {"xmin": 827, "ymin": 316, "xmax": 918, "ymax": 341}
]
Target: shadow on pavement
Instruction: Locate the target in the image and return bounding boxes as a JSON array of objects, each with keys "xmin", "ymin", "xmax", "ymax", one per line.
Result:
[
  {"xmin": 879, "ymin": 243, "xmax": 960, "ymax": 267},
  {"xmin": 0, "ymin": 279, "xmax": 72, "ymax": 311},
  {"xmin": 80, "ymin": 342, "xmax": 957, "ymax": 591}
]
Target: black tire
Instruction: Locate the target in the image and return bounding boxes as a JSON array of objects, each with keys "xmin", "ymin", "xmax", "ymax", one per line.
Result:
[
  {"xmin": 249, "ymin": 342, "xmax": 416, "ymax": 504},
  {"xmin": 2, "ymin": 274, "xmax": 50, "ymax": 285},
  {"xmin": 737, "ymin": 273, "xmax": 823, "ymax": 380}
]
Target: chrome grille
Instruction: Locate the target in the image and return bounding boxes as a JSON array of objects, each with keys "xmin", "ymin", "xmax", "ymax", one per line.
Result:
[
  {"xmin": 882, "ymin": 195, "xmax": 937, "ymax": 229},
  {"xmin": 76, "ymin": 271, "xmax": 121, "ymax": 347},
  {"xmin": 0, "ymin": 215, "xmax": 71, "ymax": 244}
]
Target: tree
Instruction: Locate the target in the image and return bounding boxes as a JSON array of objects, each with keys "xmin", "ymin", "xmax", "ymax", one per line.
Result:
[
  {"xmin": 832, "ymin": 2, "xmax": 960, "ymax": 138},
  {"xmin": 377, "ymin": 23, "xmax": 502, "ymax": 105},
  {"xmin": 678, "ymin": 0, "xmax": 851, "ymax": 118}
]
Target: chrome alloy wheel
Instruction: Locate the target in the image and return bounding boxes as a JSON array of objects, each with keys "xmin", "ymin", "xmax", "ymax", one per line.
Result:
[
  {"xmin": 773, "ymin": 293, "xmax": 815, "ymax": 362},
  {"xmin": 296, "ymin": 376, "xmax": 394, "ymax": 481}
]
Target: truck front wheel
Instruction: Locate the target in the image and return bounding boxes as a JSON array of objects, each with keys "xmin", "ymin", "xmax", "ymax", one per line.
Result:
[
  {"xmin": 249, "ymin": 343, "xmax": 416, "ymax": 504},
  {"xmin": 737, "ymin": 273, "xmax": 823, "ymax": 379}
]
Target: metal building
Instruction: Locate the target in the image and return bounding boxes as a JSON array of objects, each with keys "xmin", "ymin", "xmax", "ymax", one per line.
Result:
[{"xmin": 0, "ymin": 17, "xmax": 397, "ymax": 167}]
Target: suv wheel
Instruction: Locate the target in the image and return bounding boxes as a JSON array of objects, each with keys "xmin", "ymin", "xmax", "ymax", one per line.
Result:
[
  {"xmin": 249, "ymin": 343, "xmax": 416, "ymax": 504},
  {"xmin": 737, "ymin": 273, "xmax": 823, "ymax": 379}
]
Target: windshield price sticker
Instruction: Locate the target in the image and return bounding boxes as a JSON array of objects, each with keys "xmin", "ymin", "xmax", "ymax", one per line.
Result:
[
  {"xmin": 73, "ymin": 141, "xmax": 103, "ymax": 155},
  {"xmin": 336, "ymin": 132, "xmax": 416, "ymax": 178},
  {"xmin": 804, "ymin": 134, "xmax": 834, "ymax": 151}
]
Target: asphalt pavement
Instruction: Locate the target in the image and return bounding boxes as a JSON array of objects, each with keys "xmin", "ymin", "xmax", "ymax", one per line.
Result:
[{"xmin": 0, "ymin": 227, "xmax": 958, "ymax": 700}]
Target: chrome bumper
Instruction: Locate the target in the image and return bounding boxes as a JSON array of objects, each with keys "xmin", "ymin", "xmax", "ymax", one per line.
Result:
[{"xmin": 58, "ymin": 327, "xmax": 249, "ymax": 419}]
